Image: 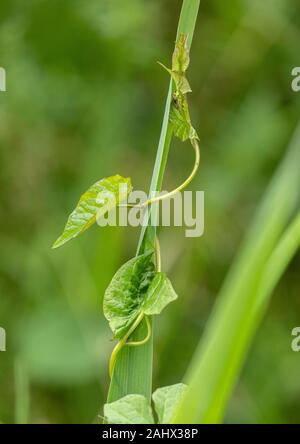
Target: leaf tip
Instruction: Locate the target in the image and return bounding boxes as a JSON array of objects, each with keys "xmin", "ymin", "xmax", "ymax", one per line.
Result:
[
  {"xmin": 157, "ymin": 61, "xmax": 171, "ymax": 75},
  {"xmin": 51, "ymin": 236, "xmax": 65, "ymax": 249},
  {"xmin": 51, "ymin": 241, "xmax": 60, "ymax": 250}
]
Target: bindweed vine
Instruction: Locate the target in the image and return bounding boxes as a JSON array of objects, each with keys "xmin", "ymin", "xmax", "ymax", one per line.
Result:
[
  {"xmin": 108, "ymin": 237, "xmax": 161, "ymax": 378},
  {"xmin": 52, "ymin": 1, "xmax": 201, "ymax": 424},
  {"xmin": 109, "ymin": 313, "xmax": 151, "ymax": 379},
  {"xmin": 105, "ymin": 35, "xmax": 201, "ymax": 379},
  {"xmin": 126, "ymin": 138, "xmax": 200, "ymax": 210},
  {"xmin": 50, "ymin": 0, "xmax": 300, "ymax": 425}
]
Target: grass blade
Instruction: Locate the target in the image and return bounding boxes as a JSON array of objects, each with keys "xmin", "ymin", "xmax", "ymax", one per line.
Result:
[
  {"xmin": 107, "ymin": 0, "xmax": 201, "ymax": 403},
  {"xmin": 14, "ymin": 359, "xmax": 30, "ymax": 424},
  {"xmin": 173, "ymin": 122, "xmax": 300, "ymax": 423}
]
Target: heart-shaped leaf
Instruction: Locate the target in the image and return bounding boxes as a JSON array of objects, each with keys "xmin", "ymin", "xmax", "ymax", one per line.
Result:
[
  {"xmin": 103, "ymin": 253, "xmax": 178, "ymax": 339},
  {"xmin": 104, "ymin": 394, "xmax": 154, "ymax": 424},
  {"xmin": 104, "ymin": 383, "xmax": 187, "ymax": 424},
  {"xmin": 52, "ymin": 175, "xmax": 132, "ymax": 249},
  {"xmin": 103, "ymin": 252, "xmax": 155, "ymax": 339},
  {"xmin": 152, "ymin": 383, "xmax": 187, "ymax": 424}
]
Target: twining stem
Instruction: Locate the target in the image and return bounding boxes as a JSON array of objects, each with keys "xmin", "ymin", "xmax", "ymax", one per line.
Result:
[
  {"xmin": 108, "ymin": 236, "xmax": 162, "ymax": 378},
  {"xmin": 119, "ymin": 139, "xmax": 200, "ymax": 209},
  {"xmin": 127, "ymin": 316, "xmax": 151, "ymax": 347},
  {"xmin": 109, "ymin": 140, "xmax": 199, "ymax": 379},
  {"xmin": 107, "ymin": 0, "xmax": 201, "ymax": 403},
  {"xmin": 141, "ymin": 139, "xmax": 200, "ymax": 207},
  {"xmin": 155, "ymin": 236, "xmax": 162, "ymax": 273},
  {"xmin": 109, "ymin": 311, "xmax": 150, "ymax": 378}
]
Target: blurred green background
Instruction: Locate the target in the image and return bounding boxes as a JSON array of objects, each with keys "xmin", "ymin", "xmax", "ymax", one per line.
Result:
[{"xmin": 0, "ymin": 0, "xmax": 300, "ymax": 424}]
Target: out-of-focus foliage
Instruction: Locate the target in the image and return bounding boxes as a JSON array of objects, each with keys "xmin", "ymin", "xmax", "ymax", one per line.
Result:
[
  {"xmin": 0, "ymin": 0, "xmax": 299, "ymax": 423},
  {"xmin": 104, "ymin": 383, "xmax": 187, "ymax": 424}
]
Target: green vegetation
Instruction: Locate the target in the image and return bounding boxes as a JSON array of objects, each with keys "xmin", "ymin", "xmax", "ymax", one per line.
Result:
[
  {"xmin": 0, "ymin": 0, "xmax": 300, "ymax": 424},
  {"xmin": 52, "ymin": 1, "xmax": 201, "ymax": 422}
]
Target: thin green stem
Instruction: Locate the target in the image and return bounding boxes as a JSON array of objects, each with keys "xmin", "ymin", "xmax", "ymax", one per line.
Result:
[
  {"xmin": 127, "ymin": 317, "xmax": 152, "ymax": 346},
  {"xmin": 109, "ymin": 311, "xmax": 145, "ymax": 378},
  {"xmin": 155, "ymin": 236, "xmax": 162, "ymax": 272},
  {"xmin": 119, "ymin": 139, "xmax": 200, "ymax": 211},
  {"xmin": 141, "ymin": 139, "xmax": 200, "ymax": 208},
  {"xmin": 109, "ymin": 313, "xmax": 152, "ymax": 378}
]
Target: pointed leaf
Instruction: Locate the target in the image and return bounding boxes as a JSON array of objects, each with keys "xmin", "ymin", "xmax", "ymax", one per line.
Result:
[
  {"xmin": 142, "ymin": 273, "xmax": 178, "ymax": 316},
  {"xmin": 52, "ymin": 175, "xmax": 132, "ymax": 249},
  {"xmin": 104, "ymin": 394, "xmax": 154, "ymax": 424},
  {"xmin": 152, "ymin": 384, "xmax": 187, "ymax": 424}
]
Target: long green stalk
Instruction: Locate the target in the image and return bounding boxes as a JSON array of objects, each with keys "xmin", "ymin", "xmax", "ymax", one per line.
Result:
[
  {"xmin": 107, "ymin": 0, "xmax": 201, "ymax": 403},
  {"xmin": 14, "ymin": 359, "xmax": 30, "ymax": 424},
  {"xmin": 173, "ymin": 122, "xmax": 300, "ymax": 423}
]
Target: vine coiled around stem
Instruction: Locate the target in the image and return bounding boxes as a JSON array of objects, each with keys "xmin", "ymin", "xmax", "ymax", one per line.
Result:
[
  {"xmin": 109, "ymin": 32, "xmax": 200, "ymax": 379},
  {"xmin": 109, "ymin": 139, "xmax": 200, "ymax": 379}
]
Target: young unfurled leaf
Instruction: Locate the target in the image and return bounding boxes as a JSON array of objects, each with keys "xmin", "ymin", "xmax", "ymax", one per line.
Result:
[
  {"xmin": 103, "ymin": 253, "xmax": 178, "ymax": 339},
  {"xmin": 158, "ymin": 34, "xmax": 191, "ymax": 96},
  {"xmin": 152, "ymin": 384, "xmax": 187, "ymax": 424},
  {"xmin": 170, "ymin": 93, "xmax": 198, "ymax": 142},
  {"xmin": 52, "ymin": 175, "xmax": 132, "ymax": 249},
  {"xmin": 103, "ymin": 252, "xmax": 155, "ymax": 339},
  {"xmin": 104, "ymin": 394, "xmax": 154, "ymax": 424},
  {"xmin": 158, "ymin": 62, "xmax": 192, "ymax": 95},
  {"xmin": 158, "ymin": 33, "xmax": 198, "ymax": 143},
  {"xmin": 172, "ymin": 33, "xmax": 190, "ymax": 74}
]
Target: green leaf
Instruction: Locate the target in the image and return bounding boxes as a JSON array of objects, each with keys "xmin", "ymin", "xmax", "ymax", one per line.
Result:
[
  {"xmin": 159, "ymin": 33, "xmax": 192, "ymax": 96},
  {"xmin": 170, "ymin": 94, "xmax": 198, "ymax": 142},
  {"xmin": 172, "ymin": 33, "xmax": 190, "ymax": 73},
  {"xmin": 104, "ymin": 394, "xmax": 154, "ymax": 424},
  {"xmin": 158, "ymin": 63, "xmax": 192, "ymax": 95},
  {"xmin": 142, "ymin": 273, "xmax": 178, "ymax": 316},
  {"xmin": 103, "ymin": 253, "xmax": 178, "ymax": 339},
  {"xmin": 158, "ymin": 31, "xmax": 198, "ymax": 143},
  {"xmin": 52, "ymin": 175, "xmax": 132, "ymax": 249},
  {"xmin": 104, "ymin": 384, "xmax": 188, "ymax": 424},
  {"xmin": 152, "ymin": 384, "xmax": 187, "ymax": 424},
  {"xmin": 103, "ymin": 252, "xmax": 155, "ymax": 339},
  {"xmin": 171, "ymin": 72, "xmax": 192, "ymax": 95}
]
